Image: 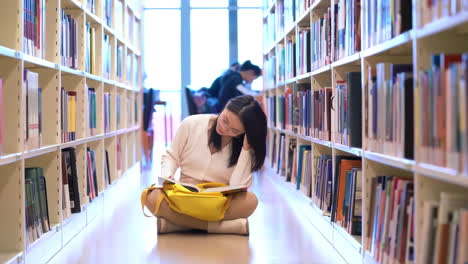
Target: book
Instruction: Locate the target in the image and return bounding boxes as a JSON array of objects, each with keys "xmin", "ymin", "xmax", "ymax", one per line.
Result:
[{"xmin": 159, "ymin": 176, "xmax": 248, "ymax": 195}]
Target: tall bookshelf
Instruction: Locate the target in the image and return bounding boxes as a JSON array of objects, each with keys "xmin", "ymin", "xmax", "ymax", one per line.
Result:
[
  {"xmin": 0, "ymin": 0, "xmax": 143, "ymax": 263},
  {"xmin": 263, "ymin": 0, "xmax": 468, "ymax": 263}
]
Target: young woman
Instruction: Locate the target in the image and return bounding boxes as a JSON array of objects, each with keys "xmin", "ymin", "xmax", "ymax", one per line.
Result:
[{"xmin": 142, "ymin": 95, "xmax": 267, "ymax": 235}]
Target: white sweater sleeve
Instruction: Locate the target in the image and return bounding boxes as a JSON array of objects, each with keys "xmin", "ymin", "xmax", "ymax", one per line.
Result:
[
  {"xmin": 160, "ymin": 119, "xmax": 190, "ymax": 179},
  {"xmin": 229, "ymin": 148, "xmax": 253, "ymax": 187}
]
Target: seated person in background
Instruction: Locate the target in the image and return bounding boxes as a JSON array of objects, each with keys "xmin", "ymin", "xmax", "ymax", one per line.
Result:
[
  {"xmin": 207, "ymin": 62, "xmax": 241, "ymax": 99},
  {"xmin": 217, "ymin": 60, "xmax": 262, "ymax": 111}
]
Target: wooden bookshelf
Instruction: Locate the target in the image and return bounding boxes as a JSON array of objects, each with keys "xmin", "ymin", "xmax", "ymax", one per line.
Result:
[
  {"xmin": 264, "ymin": 0, "xmax": 468, "ymax": 263},
  {"xmin": 0, "ymin": 0, "xmax": 143, "ymax": 263}
]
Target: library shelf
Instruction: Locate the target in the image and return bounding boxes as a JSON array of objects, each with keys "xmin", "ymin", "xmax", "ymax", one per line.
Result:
[
  {"xmin": 362, "ymin": 30, "xmax": 413, "ymax": 58},
  {"xmin": 102, "ymin": 77, "xmax": 116, "ymax": 86},
  {"xmin": 103, "ymin": 23, "xmax": 116, "ymax": 38},
  {"xmin": 333, "ymin": 143, "xmax": 363, "ymax": 157},
  {"xmin": 22, "ymin": 145, "xmax": 61, "ymax": 160},
  {"xmin": 311, "ymin": 64, "xmax": 331, "ymax": 77},
  {"xmin": 0, "ymin": 252, "xmax": 23, "ymax": 264},
  {"xmin": 311, "ymin": 137, "xmax": 333, "ymax": 148},
  {"xmin": 25, "ymin": 225, "xmax": 61, "ymax": 264},
  {"xmin": 295, "ymin": 72, "xmax": 312, "ymax": 82},
  {"xmin": 416, "ymin": 12, "xmax": 468, "ymax": 40},
  {"xmin": 415, "ymin": 163, "xmax": 468, "ymax": 188},
  {"xmin": 331, "ymin": 52, "xmax": 361, "ymax": 68},
  {"xmin": 0, "ymin": 153, "xmax": 21, "ymax": 167},
  {"xmin": 0, "ymin": 46, "xmax": 20, "ymax": 60},
  {"xmin": 23, "ymin": 54, "xmax": 57, "ymax": 70},
  {"xmin": 363, "ymin": 151, "xmax": 415, "ymax": 172},
  {"xmin": 309, "ymin": 202, "xmax": 334, "ymax": 240},
  {"xmin": 284, "ymin": 77, "xmax": 297, "ymax": 85}
]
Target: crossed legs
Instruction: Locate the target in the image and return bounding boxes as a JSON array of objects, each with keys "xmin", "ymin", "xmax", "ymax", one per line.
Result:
[{"xmin": 144, "ymin": 189, "xmax": 258, "ymax": 231}]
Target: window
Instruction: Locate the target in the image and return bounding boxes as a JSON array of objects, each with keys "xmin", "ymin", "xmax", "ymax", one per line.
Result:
[
  {"xmin": 144, "ymin": 0, "xmax": 180, "ymax": 8},
  {"xmin": 190, "ymin": 9, "xmax": 229, "ymax": 89},
  {"xmin": 143, "ymin": 10, "xmax": 181, "ymax": 91},
  {"xmin": 238, "ymin": 9, "xmax": 263, "ymax": 91}
]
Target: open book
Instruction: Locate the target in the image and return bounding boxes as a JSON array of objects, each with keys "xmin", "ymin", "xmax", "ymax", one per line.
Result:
[{"xmin": 159, "ymin": 176, "xmax": 248, "ymax": 194}]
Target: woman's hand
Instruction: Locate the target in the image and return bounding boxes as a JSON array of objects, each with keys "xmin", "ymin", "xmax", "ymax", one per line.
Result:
[{"xmin": 243, "ymin": 134, "xmax": 251, "ymax": 150}]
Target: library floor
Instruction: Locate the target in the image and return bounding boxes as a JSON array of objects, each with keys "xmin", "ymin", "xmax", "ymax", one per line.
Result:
[{"xmin": 47, "ymin": 162, "xmax": 346, "ymax": 264}]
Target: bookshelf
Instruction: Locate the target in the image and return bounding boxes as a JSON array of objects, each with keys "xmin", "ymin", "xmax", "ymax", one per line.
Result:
[
  {"xmin": 0, "ymin": 0, "xmax": 143, "ymax": 263},
  {"xmin": 263, "ymin": 0, "xmax": 468, "ymax": 263}
]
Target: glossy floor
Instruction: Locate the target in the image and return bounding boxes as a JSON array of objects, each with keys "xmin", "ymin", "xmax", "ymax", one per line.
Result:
[{"xmin": 48, "ymin": 166, "xmax": 346, "ymax": 264}]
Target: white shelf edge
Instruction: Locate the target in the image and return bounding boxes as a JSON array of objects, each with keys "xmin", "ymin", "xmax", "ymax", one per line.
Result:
[
  {"xmin": 331, "ymin": 52, "xmax": 361, "ymax": 68},
  {"xmin": 364, "ymin": 151, "xmax": 415, "ymax": 171},
  {"xmin": 0, "ymin": 252, "xmax": 23, "ymax": 264},
  {"xmin": 60, "ymin": 65, "xmax": 84, "ymax": 76},
  {"xmin": 84, "ymin": 8, "xmax": 102, "ymax": 24},
  {"xmin": 311, "ymin": 0, "xmax": 330, "ymax": 11},
  {"xmin": 296, "ymin": 72, "xmax": 312, "ymax": 81},
  {"xmin": 0, "ymin": 153, "xmax": 21, "ymax": 166},
  {"xmin": 333, "ymin": 143, "xmax": 363, "ymax": 157},
  {"xmin": 85, "ymin": 72, "xmax": 102, "ymax": 82},
  {"xmin": 417, "ymin": 11, "xmax": 468, "ymax": 39},
  {"xmin": 103, "ymin": 78, "xmax": 116, "ymax": 86},
  {"xmin": 311, "ymin": 65, "xmax": 331, "ymax": 76},
  {"xmin": 297, "ymin": 6, "xmax": 311, "ymax": 25},
  {"xmin": 415, "ymin": 163, "xmax": 468, "ymax": 187},
  {"xmin": 22, "ymin": 145, "xmax": 60, "ymax": 159},
  {"xmin": 0, "ymin": 46, "xmax": 21, "ymax": 59},
  {"xmin": 311, "ymin": 137, "xmax": 333, "ymax": 148},
  {"xmin": 362, "ymin": 30, "xmax": 413, "ymax": 58},
  {"xmin": 25, "ymin": 225, "xmax": 60, "ymax": 252},
  {"xmin": 23, "ymin": 54, "xmax": 57, "ymax": 70}
]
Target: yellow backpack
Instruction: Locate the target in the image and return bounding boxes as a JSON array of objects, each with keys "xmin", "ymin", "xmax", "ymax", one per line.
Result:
[{"xmin": 141, "ymin": 181, "xmax": 232, "ymax": 222}]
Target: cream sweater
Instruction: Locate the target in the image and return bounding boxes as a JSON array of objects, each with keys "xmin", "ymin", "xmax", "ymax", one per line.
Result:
[{"xmin": 160, "ymin": 114, "xmax": 253, "ymax": 187}]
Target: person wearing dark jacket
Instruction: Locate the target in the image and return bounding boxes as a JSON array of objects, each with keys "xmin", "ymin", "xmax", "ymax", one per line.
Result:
[{"xmin": 217, "ymin": 60, "xmax": 261, "ymax": 110}]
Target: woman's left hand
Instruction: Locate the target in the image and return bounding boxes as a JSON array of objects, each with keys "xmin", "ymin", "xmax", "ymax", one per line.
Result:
[{"xmin": 243, "ymin": 134, "xmax": 251, "ymax": 150}]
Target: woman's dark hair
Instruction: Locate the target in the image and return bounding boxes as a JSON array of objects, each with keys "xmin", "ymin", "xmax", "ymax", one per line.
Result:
[
  {"xmin": 208, "ymin": 95, "xmax": 267, "ymax": 172},
  {"xmin": 240, "ymin": 60, "xmax": 262, "ymax": 77}
]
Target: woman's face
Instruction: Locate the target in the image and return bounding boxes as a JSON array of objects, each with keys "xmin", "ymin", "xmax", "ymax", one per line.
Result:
[
  {"xmin": 242, "ymin": 70, "xmax": 258, "ymax": 84},
  {"xmin": 216, "ymin": 110, "xmax": 245, "ymax": 137}
]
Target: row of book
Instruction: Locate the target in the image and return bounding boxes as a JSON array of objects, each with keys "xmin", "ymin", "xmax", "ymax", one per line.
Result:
[
  {"xmin": 270, "ymin": 134, "xmax": 364, "ymax": 236},
  {"xmin": 104, "ymin": 92, "xmax": 111, "ymax": 133},
  {"xmin": 419, "ymin": 54, "xmax": 468, "ymax": 174},
  {"xmin": 25, "ymin": 167, "xmax": 49, "ymax": 245},
  {"xmin": 296, "ymin": 27, "xmax": 311, "ymax": 75},
  {"xmin": 334, "ymin": 0, "xmax": 361, "ymax": 61},
  {"xmin": 104, "ymin": 0, "xmax": 113, "ymax": 27},
  {"xmin": 88, "ymin": 88, "xmax": 97, "ymax": 136},
  {"xmin": 115, "ymin": 0, "xmax": 124, "ymax": 37},
  {"xmin": 263, "ymin": 12, "xmax": 276, "ymax": 51},
  {"xmin": 25, "ymin": 70, "xmax": 42, "ymax": 150},
  {"xmin": 86, "ymin": 0, "xmax": 96, "ymax": 14},
  {"xmin": 420, "ymin": 192, "xmax": 468, "ymax": 264},
  {"xmin": 23, "ymin": 0, "xmax": 46, "ymax": 59},
  {"xmin": 363, "ymin": 0, "xmax": 412, "ymax": 50},
  {"xmin": 334, "ymin": 72, "xmax": 362, "ymax": 147},
  {"xmin": 366, "ymin": 176, "xmax": 414, "ymax": 264},
  {"xmin": 284, "ymin": 37, "xmax": 296, "ymax": 81},
  {"xmin": 366, "ymin": 63, "xmax": 414, "ymax": 159},
  {"xmin": 276, "ymin": 44, "xmax": 286, "ymax": 84},
  {"xmin": 61, "ymin": 88, "xmax": 77, "ymax": 143},
  {"xmin": 420, "ymin": 0, "xmax": 468, "ymax": 27},
  {"xmin": 116, "ymin": 45, "xmax": 124, "ymax": 82},
  {"xmin": 85, "ymin": 22, "xmax": 97, "ymax": 75},
  {"xmin": 103, "ymin": 34, "xmax": 112, "ymax": 79},
  {"xmin": 264, "ymin": 54, "xmax": 276, "ymax": 89},
  {"xmin": 61, "ymin": 9, "xmax": 79, "ymax": 69},
  {"xmin": 311, "ymin": 8, "xmax": 331, "ymax": 71}
]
